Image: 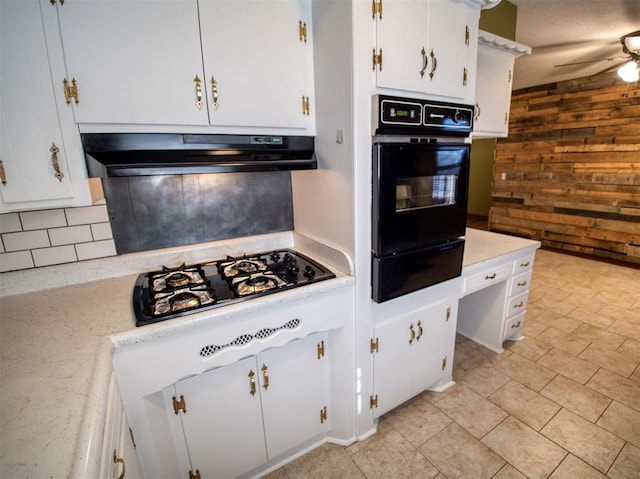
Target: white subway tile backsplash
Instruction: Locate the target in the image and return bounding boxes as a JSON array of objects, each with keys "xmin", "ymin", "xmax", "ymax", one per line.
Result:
[
  {"xmin": 0, "ymin": 213, "xmax": 22, "ymax": 233},
  {"xmin": 91, "ymin": 222, "xmax": 113, "ymax": 241},
  {"xmin": 0, "ymin": 251, "xmax": 34, "ymax": 272},
  {"xmin": 66, "ymin": 205, "xmax": 109, "ymax": 226},
  {"xmin": 76, "ymin": 239, "xmax": 117, "ymax": 261},
  {"xmin": 49, "ymin": 225, "xmax": 93, "ymax": 246},
  {"xmin": 3, "ymin": 230, "xmax": 50, "ymax": 252},
  {"xmin": 32, "ymin": 245, "xmax": 78, "ymax": 267},
  {"xmin": 20, "ymin": 209, "xmax": 66, "ymax": 230}
]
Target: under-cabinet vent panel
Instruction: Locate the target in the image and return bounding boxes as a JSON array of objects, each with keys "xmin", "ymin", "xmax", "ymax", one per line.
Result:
[{"xmin": 199, "ymin": 318, "xmax": 301, "ymax": 357}]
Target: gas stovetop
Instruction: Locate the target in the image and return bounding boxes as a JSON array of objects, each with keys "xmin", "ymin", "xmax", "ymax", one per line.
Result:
[{"xmin": 133, "ymin": 249, "xmax": 335, "ymax": 326}]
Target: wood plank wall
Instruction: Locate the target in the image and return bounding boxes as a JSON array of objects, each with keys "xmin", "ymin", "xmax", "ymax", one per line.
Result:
[{"xmin": 490, "ymin": 72, "xmax": 640, "ymax": 264}]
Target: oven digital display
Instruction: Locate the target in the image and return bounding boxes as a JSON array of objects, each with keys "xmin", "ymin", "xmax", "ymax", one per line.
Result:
[{"xmin": 380, "ymin": 99, "xmax": 422, "ymax": 126}]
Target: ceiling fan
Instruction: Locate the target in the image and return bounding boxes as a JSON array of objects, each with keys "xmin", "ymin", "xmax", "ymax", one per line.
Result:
[{"xmin": 554, "ymin": 30, "xmax": 640, "ymax": 82}]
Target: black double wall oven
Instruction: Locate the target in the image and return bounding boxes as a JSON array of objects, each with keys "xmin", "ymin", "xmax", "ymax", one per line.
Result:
[{"xmin": 372, "ymin": 95, "xmax": 473, "ymax": 303}]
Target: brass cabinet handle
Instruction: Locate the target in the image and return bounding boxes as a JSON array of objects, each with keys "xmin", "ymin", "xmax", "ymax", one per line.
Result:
[
  {"xmin": 193, "ymin": 75, "xmax": 203, "ymax": 109},
  {"xmin": 210, "ymin": 76, "xmax": 219, "ymax": 110},
  {"xmin": 416, "ymin": 321, "xmax": 423, "ymax": 341},
  {"xmin": 429, "ymin": 49, "xmax": 437, "ymax": 79},
  {"xmin": 420, "ymin": 47, "xmax": 428, "ymax": 78},
  {"xmin": 475, "ymin": 103, "xmax": 481, "ymax": 120},
  {"xmin": 520, "ymin": 261, "xmax": 530, "ymax": 268},
  {"xmin": 463, "ymin": 67, "xmax": 468, "ymax": 86},
  {"xmin": 0, "ymin": 159, "xmax": 6, "ymax": 186},
  {"xmin": 248, "ymin": 370, "xmax": 256, "ymax": 396},
  {"xmin": 514, "ymin": 301, "xmax": 524, "ymax": 309},
  {"xmin": 511, "ymin": 321, "xmax": 521, "ymax": 328},
  {"xmin": 517, "ymin": 280, "xmax": 528, "ymax": 287},
  {"xmin": 50, "ymin": 143, "xmax": 64, "ymax": 182},
  {"xmin": 409, "ymin": 323, "xmax": 416, "ymax": 345},
  {"xmin": 261, "ymin": 364, "xmax": 269, "ymax": 390},
  {"xmin": 113, "ymin": 450, "xmax": 125, "ymax": 479},
  {"xmin": 465, "ymin": 25, "xmax": 470, "ymax": 46},
  {"xmin": 485, "ymin": 273, "xmax": 497, "ymax": 280}
]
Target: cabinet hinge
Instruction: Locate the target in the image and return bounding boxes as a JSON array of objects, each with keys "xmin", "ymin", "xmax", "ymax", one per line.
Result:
[
  {"xmin": 370, "ymin": 337, "xmax": 379, "ymax": 353},
  {"xmin": 189, "ymin": 470, "xmax": 201, "ymax": 479},
  {"xmin": 372, "ymin": 48, "xmax": 383, "ymax": 71},
  {"xmin": 320, "ymin": 405, "xmax": 328, "ymax": 423},
  {"xmin": 508, "ymin": 69, "xmax": 512, "ymax": 83},
  {"xmin": 49, "ymin": 0, "xmax": 65, "ymax": 5},
  {"xmin": 446, "ymin": 307, "xmax": 451, "ymax": 321},
  {"xmin": 0, "ymin": 160, "xmax": 7, "ymax": 186},
  {"xmin": 129, "ymin": 427, "xmax": 137, "ymax": 449},
  {"xmin": 317, "ymin": 340, "xmax": 325, "ymax": 359},
  {"xmin": 442, "ymin": 356, "xmax": 447, "ymax": 371},
  {"xmin": 298, "ymin": 20, "xmax": 307, "ymax": 43},
  {"xmin": 465, "ymin": 25, "xmax": 470, "ymax": 46},
  {"xmin": 372, "ymin": 0, "xmax": 382, "ymax": 20},
  {"xmin": 463, "ymin": 67, "xmax": 468, "ymax": 86},
  {"xmin": 172, "ymin": 394, "xmax": 187, "ymax": 415},
  {"xmin": 63, "ymin": 78, "xmax": 79, "ymax": 106},
  {"xmin": 302, "ymin": 95, "xmax": 310, "ymax": 115},
  {"xmin": 370, "ymin": 394, "xmax": 378, "ymax": 409}
]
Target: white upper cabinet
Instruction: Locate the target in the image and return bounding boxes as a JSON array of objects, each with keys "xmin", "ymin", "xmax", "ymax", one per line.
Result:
[
  {"xmin": 374, "ymin": 0, "xmax": 481, "ymax": 103},
  {"xmin": 0, "ymin": 1, "xmax": 91, "ymax": 213},
  {"xmin": 51, "ymin": 0, "xmax": 314, "ymax": 131},
  {"xmin": 473, "ymin": 30, "xmax": 531, "ymax": 138}
]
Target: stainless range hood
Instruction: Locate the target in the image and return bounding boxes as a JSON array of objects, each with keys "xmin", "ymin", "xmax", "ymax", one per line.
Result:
[{"xmin": 81, "ymin": 133, "xmax": 317, "ymax": 177}]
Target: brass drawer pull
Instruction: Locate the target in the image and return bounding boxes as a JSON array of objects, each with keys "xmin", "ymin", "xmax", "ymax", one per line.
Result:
[
  {"xmin": 520, "ymin": 261, "xmax": 530, "ymax": 268},
  {"xmin": 514, "ymin": 301, "xmax": 524, "ymax": 309},
  {"xmin": 517, "ymin": 280, "xmax": 528, "ymax": 287},
  {"xmin": 485, "ymin": 273, "xmax": 497, "ymax": 280},
  {"xmin": 113, "ymin": 450, "xmax": 125, "ymax": 479},
  {"xmin": 511, "ymin": 321, "xmax": 521, "ymax": 328}
]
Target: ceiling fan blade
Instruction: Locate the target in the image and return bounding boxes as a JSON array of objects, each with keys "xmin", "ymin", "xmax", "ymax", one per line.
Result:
[
  {"xmin": 591, "ymin": 60, "xmax": 630, "ymax": 77},
  {"xmin": 554, "ymin": 56, "xmax": 628, "ymax": 68}
]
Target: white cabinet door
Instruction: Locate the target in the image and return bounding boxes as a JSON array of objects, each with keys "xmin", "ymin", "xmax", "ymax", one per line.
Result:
[
  {"xmin": 473, "ymin": 46, "xmax": 513, "ymax": 137},
  {"xmin": 374, "ymin": 0, "xmax": 429, "ymax": 93},
  {"xmin": 372, "ymin": 299, "xmax": 452, "ymax": 417},
  {"xmin": 117, "ymin": 412, "xmax": 145, "ymax": 479},
  {"xmin": 0, "ymin": 1, "xmax": 90, "ymax": 212},
  {"xmin": 166, "ymin": 356, "xmax": 267, "ymax": 479},
  {"xmin": 426, "ymin": 0, "xmax": 478, "ymax": 102},
  {"xmin": 260, "ymin": 333, "xmax": 329, "ymax": 458},
  {"xmin": 374, "ymin": 0, "xmax": 478, "ymax": 102},
  {"xmin": 200, "ymin": 0, "xmax": 312, "ymax": 129},
  {"xmin": 53, "ymin": 0, "xmax": 207, "ymax": 126}
]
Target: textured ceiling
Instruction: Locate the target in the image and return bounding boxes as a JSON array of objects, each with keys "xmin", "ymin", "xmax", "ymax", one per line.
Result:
[{"xmin": 508, "ymin": 0, "xmax": 640, "ymax": 89}]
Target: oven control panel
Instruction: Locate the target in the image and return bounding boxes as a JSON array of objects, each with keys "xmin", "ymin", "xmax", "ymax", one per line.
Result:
[{"xmin": 372, "ymin": 94, "xmax": 473, "ymax": 136}]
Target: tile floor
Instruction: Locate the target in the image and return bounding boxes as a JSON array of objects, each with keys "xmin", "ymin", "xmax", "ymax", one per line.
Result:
[{"xmin": 265, "ymin": 247, "xmax": 640, "ymax": 478}]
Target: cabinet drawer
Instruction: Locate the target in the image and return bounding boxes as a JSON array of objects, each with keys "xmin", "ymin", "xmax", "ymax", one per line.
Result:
[
  {"xmin": 512, "ymin": 254, "xmax": 535, "ymax": 275},
  {"xmin": 510, "ymin": 270, "xmax": 532, "ymax": 297},
  {"xmin": 463, "ymin": 263, "xmax": 511, "ymax": 295},
  {"xmin": 504, "ymin": 311, "xmax": 526, "ymax": 341},
  {"xmin": 506, "ymin": 291, "xmax": 528, "ymax": 319}
]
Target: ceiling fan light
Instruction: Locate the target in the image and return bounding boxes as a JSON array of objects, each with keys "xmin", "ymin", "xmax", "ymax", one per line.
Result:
[
  {"xmin": 622, "ymin": 34, "xmax": 640, "ymax": 55},
  {"xmin": 617, "ymin": 60, "xmax": 639, "ymax": 82}
]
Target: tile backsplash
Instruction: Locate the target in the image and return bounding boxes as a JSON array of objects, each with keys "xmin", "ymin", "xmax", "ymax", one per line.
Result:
[{"xmin": 0, "ymin": 204, "xmax": 116, "ymax": 272}]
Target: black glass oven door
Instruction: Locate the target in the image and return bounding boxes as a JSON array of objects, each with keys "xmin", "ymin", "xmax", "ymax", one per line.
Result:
[{"xmin": 373, "ymin": 142, "xmax": 470, "ymax": 257}]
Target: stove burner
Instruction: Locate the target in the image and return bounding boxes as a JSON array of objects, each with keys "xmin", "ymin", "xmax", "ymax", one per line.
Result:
[
  {"xmin": 170, "ymin": 292, "xmax": 201, "ymax": 312},
  {"xmin": 233, "ymin": 260, "xmax": 261, "ymax": 274},
  {"xmin": 220, "ymin": 257, "xmax": 267, "ymax": 278},
  {"xmin": 232, "ymin": 272, "xmax": 285, "ymax": 297},
  {"xmin": 165, "ymin": 272, "xmax": 191, "ymax": 288}
]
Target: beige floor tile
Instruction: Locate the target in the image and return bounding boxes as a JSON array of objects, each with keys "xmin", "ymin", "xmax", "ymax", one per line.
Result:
[
  {"xmin": 453, "ymin": 339, "xmax": 506, "ymax": 370},
  {"xmin": 282, "ymin": 444, "xmax": 364, "ymax": 479},
  {"xmin": 563, "ymin": 293, "xmax": 605, "ymax": 313},
  {"xmin": 385, "ymin": 395, "xmax": 451, "ymax": 447},
  {"xmin": 592, "ymin": 291, "xmax": 637, "ymax": 310},
  {"xmin": 567, "ymin": 308, "xmax": 616, "ymax": 329},
  {"xmin": 535, "ymin": 326, "xmax": 591, "ymax": 356},
  {"xmin": 432, "ymin": 385, "xmax": 507, "ymax": 439},
  {"xmin": 598, "ymin": 304, "xmax": 640, "ymax": 323},
  {"xmin": 489, "ymin": 380, "xmax": 561, "ymax": 431},
  {"xmin": 536, "ymin": 297, "xmax": 577, "ymax": 316},
  {"xmin": 540, "ymin": 374, "xmax": 611, "ymax": 422},
  {"xmin": 579, "ymin": 342, "xmax": 639, "ymax": 377},
  {"xmin": 571, "ymin": 323, "xmax": 626, "ymax": 350},
  {"xmin": 350, "ymin": 429, "xmax": 439, "ymax": 479},
  {"xmin": 541, "ymin": 408, "xmax": 624, "ymax": 473},
  {"xmin": 482, "ymin": 416, "xmax": 567, "ymax": 479},
  {"xmin": 535, "ymin": 310, "xmax": 583, "ymax": 334},
  {"xmin": 548, "ymin": 454, "xmax": 607, "ymax": 479},
  {"xmin": 261, "ymin": 467, "xmax": 289, "ymax": 479},
  {"xmin": 586, "ymin": 368, "xmax": 640, "ymax": 411},
  {"xmin": 456, "ymin": 365, "xmax": 510, "ymax": 397},
  {"xmin": 630, "ymin": 365, "xmax": 640, "ymax": 383},
  {"xmin": 493, "ymin": 352, "xmax": 557, "ymax": 391},
  {"xmin": 419, "ymin": 423, "xmax": 505, "ymax": 478},
  {"xmin": 607, "ymin": 320, "xmax": 640, "ymax": 342},
  {"xmin": 537, "ymin": 347, "xmax": 600, "ymax": 384},
  {"xmin": 523, "ymin": 317, "xmax": 550, "ymax": 337},
  {"xmin": 504, "ymin": 337, "xmax": 551, "ymax": 361},
  {"xmin": 596, "ymin": 401, "xmax": 640, "ymax": 448},
  {"xmin": 617, "ymin": 338, "xmax": 640, "ymax": 362},
  {"xmin": 607, "ymin": 443, "xmax": 640, "ymax": 479},
  {"xmin": 492, "ymin": 464, "xmax": 527, "ymax": 479}
]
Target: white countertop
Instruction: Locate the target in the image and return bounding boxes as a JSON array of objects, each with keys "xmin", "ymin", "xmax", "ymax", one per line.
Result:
[{"xmin": 0, "ymin": 228, "xmax": 537, "ymax": 478}]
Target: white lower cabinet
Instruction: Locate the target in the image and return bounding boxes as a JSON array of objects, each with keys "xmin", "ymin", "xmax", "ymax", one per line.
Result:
[
  {"xmin": 162, "ymin": 332, "xmax": 329, "ymax": 479},
  {"xmin": 371, "ymin": 299, "xmax": 453, "ymax": 417},
  {"xmin": 101, "ymin": 373, "xmax": 144, "ymax": 479}
]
